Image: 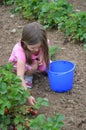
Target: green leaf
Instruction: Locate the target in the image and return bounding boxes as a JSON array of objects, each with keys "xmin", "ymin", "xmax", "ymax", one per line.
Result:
[
  {"xmin": 34, "ymin": 97, "xmax": 49, "ymax": 109},
  {"xmin": 17, "ymin": 124, "xmax": 23, "ymax": 130},
  {"xmin": 0, "ymin": 83, "xmax": 7, "ymax": 94},
  {"xmin": 41, "ymin": 98, "xmax": 50, "ymax": 106},
  {"xmin": 0, "ymin": 108, "xmax": 4, "ymax": 115},
  {"xmin": 30, "ymin": 114, "xmax": 46, "ymax": 129},
  {"xmin": 0, "ymin": 99, "xmax": 3, "ymax": 104},
  {"xmin": 14, "ymin": 115, "xmax": 24, "ymax": 124},
  {"xmin": 4, "ymin": 101, "xmax": 11, "ymax": 108},
  {"xmin": 49, "ymin": 45, "xmax": 60, "ymax": 60}
]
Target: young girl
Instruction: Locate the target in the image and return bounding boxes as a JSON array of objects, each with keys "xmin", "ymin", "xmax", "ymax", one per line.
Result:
[{"xmin": 9, "ymin": 22, "xmax": 50, "ymax": 105}]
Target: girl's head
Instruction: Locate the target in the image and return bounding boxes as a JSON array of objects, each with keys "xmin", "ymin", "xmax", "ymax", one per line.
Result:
[{"xmin": 21, "ymin": 22, "xmax": 49, "ymax": 67}]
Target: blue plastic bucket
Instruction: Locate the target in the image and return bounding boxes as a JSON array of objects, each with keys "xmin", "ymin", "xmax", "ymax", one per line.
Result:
[{"xmin": 47, "ymin": 60, "xmax": 76, "ymax": 92}]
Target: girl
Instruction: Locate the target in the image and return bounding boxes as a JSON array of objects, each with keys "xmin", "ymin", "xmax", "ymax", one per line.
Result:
[{"xmin": 9, "ymin": 22, "xmax": 50, "ymax": 105}]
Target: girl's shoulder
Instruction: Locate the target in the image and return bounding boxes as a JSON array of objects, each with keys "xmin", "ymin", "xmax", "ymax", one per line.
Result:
[
  {"xmin": 12, "ymin": 42, "xmax": 26, "ymax": 61},
  {"xmin": 13, "ymin": 41, "xmax": 23, "ymax": 52}
]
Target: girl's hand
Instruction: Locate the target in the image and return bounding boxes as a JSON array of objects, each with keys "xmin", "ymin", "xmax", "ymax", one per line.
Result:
[
  {"xmin": 28, "ymin": 96, "xmax": 36, "ymax": 106},
  {"xmin": 31, "ymin": 61, "xmax": 38, "ymax": 71},
  {"xmin": 37, "ymin": 56, "xmax": 43, "ymax": 66}
]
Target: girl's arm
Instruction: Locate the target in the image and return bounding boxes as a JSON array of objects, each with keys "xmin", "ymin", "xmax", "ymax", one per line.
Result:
[
  {"xmin": 17, "ymin": 60, "xmax": 27, "ymax": 90},
  {"xmin": 16, "ymin": 60, "xmax": 36, "ymax": 105}
]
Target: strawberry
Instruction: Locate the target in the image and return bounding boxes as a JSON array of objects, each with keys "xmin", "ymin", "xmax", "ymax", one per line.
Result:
[
  {"xmin": 14, "ymin": 128, "xmax": 17, "ymax": 130},
  {"xmin": 27, "ymin": 107, "xmax": 32, "ymax": 113},
  {"xmin": 4, "ymin": 108, "xmax": 9, "ymax": 115},
  {"xmin": 30, "ymin": 110, "xmax": 38, "ymax": 115}
]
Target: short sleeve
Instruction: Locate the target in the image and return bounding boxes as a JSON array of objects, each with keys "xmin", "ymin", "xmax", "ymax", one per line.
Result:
[
  {"xmin": 14, "ymin": 43, "xmax": 26, "ymax": 62},
  {"xmin": 9, "ymin": 42, "xmax": 26, "ymax": 63}
]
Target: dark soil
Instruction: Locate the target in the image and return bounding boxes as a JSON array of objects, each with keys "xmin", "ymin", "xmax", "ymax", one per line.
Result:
[{"xmin": 0, "ymin": 1, "xmax": 86, "ymax": 130}]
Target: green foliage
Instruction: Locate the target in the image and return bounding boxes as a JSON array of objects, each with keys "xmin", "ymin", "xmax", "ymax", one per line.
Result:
[
  {"xmin": 6, "ymin": 0, "xmax": 74, "ymax": 23},
  {"xmin": 0, "ymin": 63, "xmax": 64, "ymax": 129},
  {"xmin": 30, "ymin": 113, "xmax": 65, "ymax": 130},
  {"xmin": 49, "ymin": 45, "xmax": 60, "ymax": 60},
  {"xmin": 0, "ymin": 63, "xmax": 49, "ymax": 129},
  {"xmin": 34, "ymin": 97, "xmax": 49, "ymax": 109},
  {"xmin": 0, "ymin": 63, "xmax": 30, "ymax": 129},
  {"xmin": 6, "ymin": 0, "xmax": 86, "ymax": 43},
  {"xmin": 38, "ymin": 0, "xmax": 74, "ymax": 28},
  {"xmin": 61, "ymin": 11, "xmax": 86, "ymax": 42},
  {"xmin": 0, "ymin": 63, "xmax": 29, "ymax": 112}
]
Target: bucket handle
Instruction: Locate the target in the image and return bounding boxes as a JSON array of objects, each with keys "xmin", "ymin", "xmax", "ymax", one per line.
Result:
[{"xmin": 48, "ymin": 66, "xmax": 76, "ymax": 76}]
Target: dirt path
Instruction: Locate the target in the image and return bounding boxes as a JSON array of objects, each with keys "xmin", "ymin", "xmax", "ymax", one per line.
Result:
[{"xmin": 0, "ymin": 1, "xmax": 86, "ymax": 130}]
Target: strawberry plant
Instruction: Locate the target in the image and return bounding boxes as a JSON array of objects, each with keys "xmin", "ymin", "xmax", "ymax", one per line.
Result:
[
  {"xmin": 0, "ymin": 63, "xmax": 65, "ymax": 130},
  {"xmin": 5, "ymin": 0, "xmax": 86, "ymax": 43},
  {"xmin": 0, "ymin": 63, "xmax": 30, "ymax": 129},
  {"xmin": 0, "ymin": 63, "xmax": 52, "ymax": 130},
  {"xmin": 61, "ymin": 11, "xmax": 86, "ymax": 43},
  {"xmin": 38, "ymin": 0, "xmax": 74, "ymax": 28},
  {"xmin": 49, "ymin": 45, "xmax": 60, "ymax": 60},
  {"xmin": 30, "ymin": 113, "xmax": 65, "ymax": 130},
  {"xmin": 0, "ymin": 63, "xmax": 47, "ymax": 129}
]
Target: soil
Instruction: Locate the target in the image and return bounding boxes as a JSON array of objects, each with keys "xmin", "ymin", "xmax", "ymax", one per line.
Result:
[{"xmin": 0, "ymin": 1, "xmax": 86, "ymax": 130}]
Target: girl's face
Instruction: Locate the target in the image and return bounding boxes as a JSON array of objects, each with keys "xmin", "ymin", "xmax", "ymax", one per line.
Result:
[{"xmin": 27, "ymin": 42, "xmax": 41, "ymax": 54}]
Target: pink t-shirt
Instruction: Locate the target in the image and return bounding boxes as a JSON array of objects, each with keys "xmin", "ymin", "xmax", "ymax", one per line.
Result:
[{"xmin": 9, "ymin": 42, "xmax": 46, "ymax": 71}]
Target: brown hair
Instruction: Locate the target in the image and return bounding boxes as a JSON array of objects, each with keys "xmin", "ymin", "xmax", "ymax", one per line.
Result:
[{"xmin": 21, "ymin": 22, "xmax": 49, "ymax": 68}]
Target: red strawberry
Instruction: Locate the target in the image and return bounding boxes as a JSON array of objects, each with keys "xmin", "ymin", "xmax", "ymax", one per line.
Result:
[
  {"xmin": 30, "ymin": 110, "xmax": 38, "ymax": 115},
  {"xmin": 14, "ymin": 127, "xmax": 17, "ymax": 130},
  {"xmin": 4, "ymin": 108, "xmax": 9, "ymax": 115}
]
